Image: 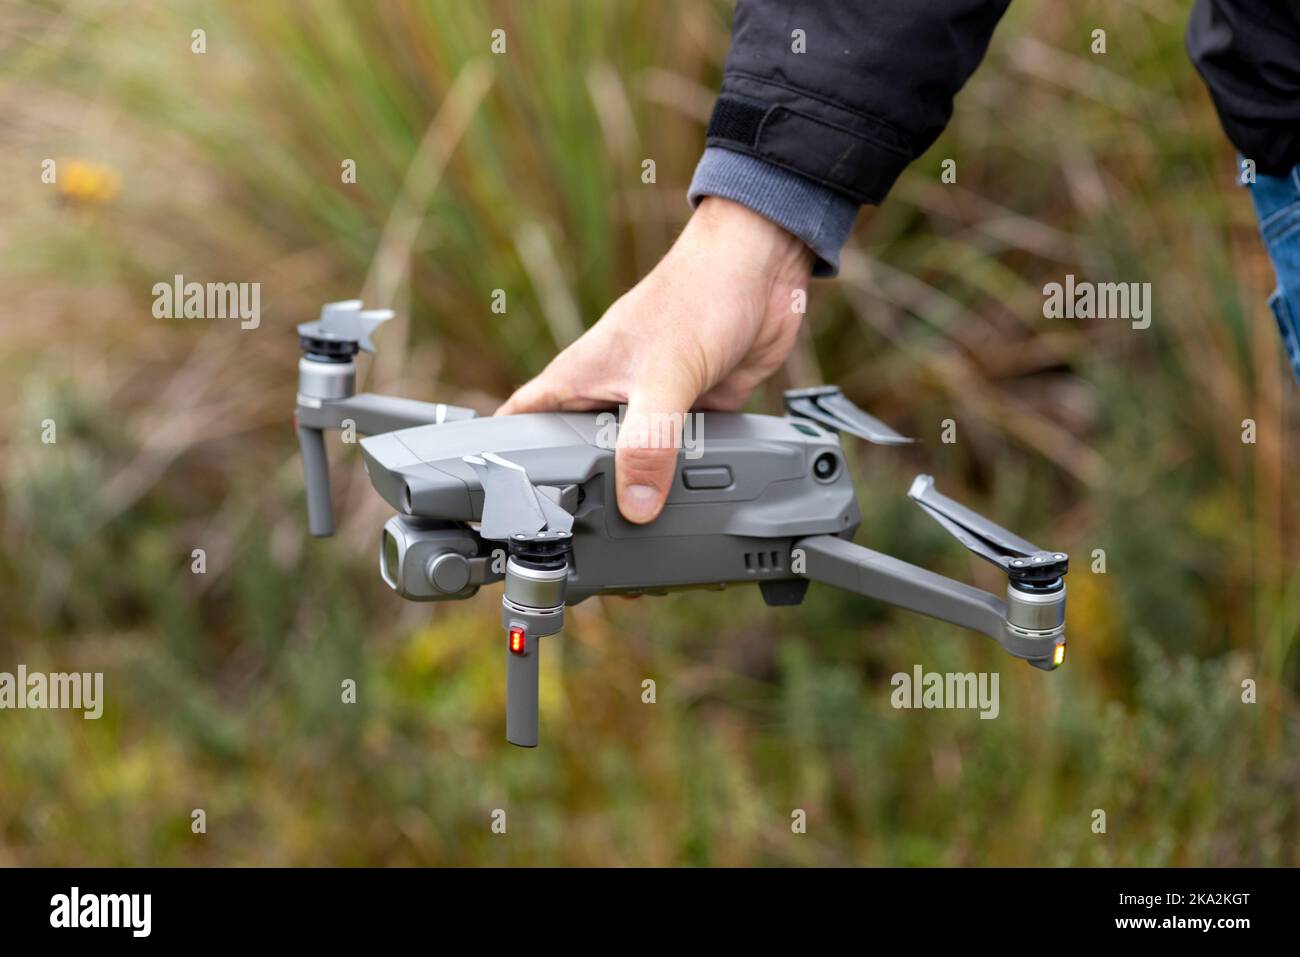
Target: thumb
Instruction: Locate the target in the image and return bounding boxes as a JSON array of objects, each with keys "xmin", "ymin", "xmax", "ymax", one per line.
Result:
[{"xmin": 616, "ymin": 368, "xmax": 699, "ymax": 524}]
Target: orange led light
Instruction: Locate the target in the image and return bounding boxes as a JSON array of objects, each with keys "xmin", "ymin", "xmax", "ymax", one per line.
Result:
[
  {"xmin": 509, "ymin": 626, "xmax": 526, "ymax": 655},
  {"xmin": 1053, "ymin": 643, "xmax": 1066, "ymax": 667}
]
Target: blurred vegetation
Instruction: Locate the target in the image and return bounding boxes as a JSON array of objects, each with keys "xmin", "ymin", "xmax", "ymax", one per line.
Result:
[{"xmin": 1, "ymin": 0, "xmax": 1297, "ymax": 865}]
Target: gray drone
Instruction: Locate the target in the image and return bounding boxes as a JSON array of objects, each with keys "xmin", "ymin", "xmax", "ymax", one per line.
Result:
[{"xmin": 296, "ymin": 301, "xmax": 1069, "ymax": 747}]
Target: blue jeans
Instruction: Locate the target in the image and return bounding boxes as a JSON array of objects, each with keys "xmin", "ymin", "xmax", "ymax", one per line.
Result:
[{"xmin": 1249, "ymin": 164, "xmax": 1300, "ymax": 384}]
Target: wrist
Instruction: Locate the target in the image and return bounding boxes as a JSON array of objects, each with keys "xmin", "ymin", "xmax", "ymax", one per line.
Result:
[{"xmin": 684, "ymin": 196, "xmax": 813, "ymax": 286}]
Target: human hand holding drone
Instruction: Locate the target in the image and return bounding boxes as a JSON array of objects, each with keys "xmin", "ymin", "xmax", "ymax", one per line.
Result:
[{"xmin": 295, "ymin": 300, "xmax": 1069, "ymax": 747}]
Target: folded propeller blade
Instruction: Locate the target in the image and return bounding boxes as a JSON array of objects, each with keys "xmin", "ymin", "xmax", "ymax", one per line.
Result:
[
  {"xmin": 785, "ymin": 387, "xmax": 912, "ymax": 445},
  {"xmin": 463, "ymin": 452, "xmax": 574, "ymax": 541},
  {"xmin": 908, "ymin": 474, "xmax": 1067, "ymax": 582},
  {"xmin": 297, "ymin": 299, "xmax": 393, "ymax": 355}
]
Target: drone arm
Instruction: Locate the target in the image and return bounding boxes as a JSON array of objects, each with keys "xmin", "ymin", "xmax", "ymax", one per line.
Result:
[
  {"xmin": 294, "ymin": 393, "xmax": 476, "ymax": 539},
  {"xmin": 296, "ymin": 390, "xmax": 478, "ymax": 538},
  {"xmin": 296, "ymin": 301, "xmax": 478, "ymax": 537},
  {"xmin": 297, "ymin": 421, "xmax": 335, "ymax": 537},
  {"xmin": 295, "ymin": 392, "xmax": 476, "ymax": 435},
  {"xmin": 505, "ymin": 631, "xmax": 540, "ymax": 748},
  {"xmin": 797, "ymin": 534, "xmax": 1009, "ymax": 644}
]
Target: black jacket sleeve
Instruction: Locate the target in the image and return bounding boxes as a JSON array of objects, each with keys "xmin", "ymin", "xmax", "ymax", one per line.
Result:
[
  {"xmin": 704, "ymin": 0, "xmax": 1012, "ymax": 205},
  {"xmin": 1187, "ymin": 0, "xmax": 1300, "ymax": 177}
]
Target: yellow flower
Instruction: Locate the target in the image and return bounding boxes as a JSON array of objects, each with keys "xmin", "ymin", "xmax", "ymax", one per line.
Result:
[{"xmin": 57, "ymin": 159, "xmax": 122, "ymax": 205}]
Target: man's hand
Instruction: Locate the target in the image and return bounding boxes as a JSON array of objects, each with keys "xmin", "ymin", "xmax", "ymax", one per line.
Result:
[{"xmin": 496, "ymin": 196, "xmax": 813, "ymax": 524}]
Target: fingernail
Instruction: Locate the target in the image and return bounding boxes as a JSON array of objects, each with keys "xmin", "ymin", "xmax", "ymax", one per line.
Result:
[{"xmin": 622, "ymin": 483, "xmax": 659, "ymax": 522}]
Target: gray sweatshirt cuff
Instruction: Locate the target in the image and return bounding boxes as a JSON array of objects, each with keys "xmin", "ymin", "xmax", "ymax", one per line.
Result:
[{"xmin": 687, "ymin": 146, "xmax": 860, "ymax": 277}]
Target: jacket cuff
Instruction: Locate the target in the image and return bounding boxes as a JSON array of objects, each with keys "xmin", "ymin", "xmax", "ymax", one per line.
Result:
[
  {"xmin": 705, "ymin": 84, "xmax": 913, "ymax": 205},
  {"xmin": 687, "ymin": 146, "xmax": 859, "ymax": 277}
]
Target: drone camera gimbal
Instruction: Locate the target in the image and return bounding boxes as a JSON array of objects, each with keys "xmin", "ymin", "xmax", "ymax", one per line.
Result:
[{"xmin": 296, "ymin": 301, "xmax": 1069, "ymax": 747}]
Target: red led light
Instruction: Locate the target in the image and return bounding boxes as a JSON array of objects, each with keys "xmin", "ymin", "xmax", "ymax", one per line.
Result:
[{"xmin": 509, "ymin": 626, "xmax": 526, "ymax": 655}]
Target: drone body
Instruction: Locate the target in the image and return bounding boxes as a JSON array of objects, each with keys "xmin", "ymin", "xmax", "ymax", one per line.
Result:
[
  {"xmin": 362, "ymin": 409, "xmax": 859, "ymax": 605},
  {"xmin": 296, "ymin": 301, "xmax": 1070, "ymax": 747}
]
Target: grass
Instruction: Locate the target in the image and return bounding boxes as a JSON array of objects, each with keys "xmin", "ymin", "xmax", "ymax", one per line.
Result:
[{"xmin": 0, "ymin": 0, "xmax": 1296, "ymax": 865}]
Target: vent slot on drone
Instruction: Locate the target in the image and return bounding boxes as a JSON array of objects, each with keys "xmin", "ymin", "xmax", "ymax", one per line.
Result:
[{"xmin": 744, "ymin": 550, "xmax": 782, "ymax": 573}]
